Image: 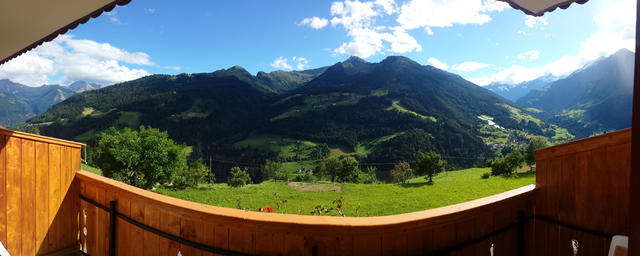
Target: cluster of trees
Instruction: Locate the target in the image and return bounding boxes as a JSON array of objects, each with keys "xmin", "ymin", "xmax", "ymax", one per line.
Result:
[
  {"xmin": 93, "ymin": 126, "xmax": 225, "ymax": 189},
  {"xmin": 491, "ymin": 137, "xmax": 547, "ymax": 176},
  {"xmin": 90, "ymin": 125, "xmax": 548, "ymax": 191}
]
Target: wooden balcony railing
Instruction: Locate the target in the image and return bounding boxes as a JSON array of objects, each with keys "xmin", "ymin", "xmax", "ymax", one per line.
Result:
[
  {"xmin": 77, "ymin": 171, "xmax": 534, "ymax": 256},
  {"xmin": 533, "ymin": 128, "xmax": 631, "ymax": 255},
  {"xmin": 0, "ymin": 128, "xmax": 632, "ymax": 255},
  {"xmin": 0, "ymin": 129, "xmax": 83, "ymax": 255}
]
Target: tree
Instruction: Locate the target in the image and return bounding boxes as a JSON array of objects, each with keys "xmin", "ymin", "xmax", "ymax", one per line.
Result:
[
  {"xmin": 390, "ymin": 161, "xmax": 413, "ymax": 184},
  {"xmin": 416, "ymin": 151, "xmax": 446, "ymax": 183},
  {"xmin": 324, "ymin": 157, "xmax": 342, "ymax": 182},
  {"xmin": 262, "ymin": 160, "xmax": 285, "ymax": 181},
  {"xmin": 360, "ymin": 166, "xmax": 379, "ymax": 184},
  {"xmin": 338, "ymin": 156, "xmax": 361, "ymax": 183},
  {"xmin": 173, "ymin": 158, "xmax": 209, "ymax": 189},
  {"xmin": 491, "ymin": 150, "xmax": 524, "ymax": 176},
  {"xmin": 29, "ymin": 127, "xmax": 40, "ymax": 135},
  {"xmin": 228, "ymin": 166, "xmax": 251, "ymax": 188},
  {"xmin": 93, "ymin": 126, "xmax": 187, "ymax": 189},
  {"xmin": 524, "ymin": 137, "xmax": 547, "ymax": 171}
]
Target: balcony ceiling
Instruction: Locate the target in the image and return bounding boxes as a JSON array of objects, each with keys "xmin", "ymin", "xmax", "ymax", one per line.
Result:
[
  {"xmin": 499, "ymin": 0, "xmax": 589, "ymax": 16},
  {"xmin": 0, "ymin": 0, "xmax": 130, "ymax": 65}
]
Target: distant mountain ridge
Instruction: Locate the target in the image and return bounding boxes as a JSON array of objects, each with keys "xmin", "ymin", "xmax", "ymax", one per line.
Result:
[
  {"xmin": 0, "ymin": 79, "xmax": 76, "ymax": 126},
  {"xmin": 516, "ymin": 49, "xmax": 634, "ymax": 138},
  {"xmin": 68, "ymin": 81, "xmax": 102, "ymax": 93},
  {"xmin": 485, "ymin": 75, "xmax": 556, "ymax": 102}
]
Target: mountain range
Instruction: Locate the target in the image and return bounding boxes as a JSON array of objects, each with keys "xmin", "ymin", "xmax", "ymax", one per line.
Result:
[
  {"xmin": 516, "ymin": 49, "xmax": 634, "ymax": 138},
  {"xmin": 0, "ymin": 79, "xmax": 80, "ymax": 126},
  {"xmin": 21, "ymin": 55, "xmax": 572, "ymax": 181},
  {"xmin": 484, "ymin": 75, "xmax": 556, "ymax": 102}
]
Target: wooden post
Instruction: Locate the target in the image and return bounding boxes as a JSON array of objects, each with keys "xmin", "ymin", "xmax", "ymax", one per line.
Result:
[
  {"xmin": 108, "ymin": 200, "xmax": 117, "ymax": 256},
  {"xmin": 630, "ymin": 0, "xmax": 640, "ymax": 254}
]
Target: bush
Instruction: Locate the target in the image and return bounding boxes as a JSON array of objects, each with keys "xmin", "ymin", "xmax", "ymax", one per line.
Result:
[
  {"xmin": 481, "ymin": 172, "xmax": 490, "ymax": 179},
  {"xmin": 93, "ymin": 126, "xmax": 187, "ymax": 189},
  {"xmin": 390, "ymin": 161, "xmax": 413, "ymax": 184},
  {"xmin": 228, "ymin": 166, "xmax": 251, "ymax": 188},
  {"xmin": 173, "ymin": 158, "xmax": 210, "ymax": 189},
  {"xmin": 293, "ymin": 172, "xmax": 315, "ymax": 182}
]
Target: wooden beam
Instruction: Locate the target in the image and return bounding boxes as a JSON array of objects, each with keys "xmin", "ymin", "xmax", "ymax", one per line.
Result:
[{"xmin": 629, "ymin": 0, "xmax": 640, "ymax": 254}]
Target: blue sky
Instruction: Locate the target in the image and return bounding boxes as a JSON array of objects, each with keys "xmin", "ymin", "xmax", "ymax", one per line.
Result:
[{"xmin": 0, "ymin": 0, "xmax": 635, "ymax": 87}]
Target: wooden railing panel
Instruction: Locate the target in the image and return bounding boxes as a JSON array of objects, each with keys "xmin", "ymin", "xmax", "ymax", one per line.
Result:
[
  {"xmin": 78, "ymin": 170, "xmax": 535, "ymax": 256},
  {"xmin": 535, "ymin": 128, "xmax": 631, "ymax": 255},
  {"xmin": 0, "ymin": 129, "xmax": 83, "ymax": 255},
  {"xmin": 535, "ymin": 129, "xmax": 631, "ymax": 235}
]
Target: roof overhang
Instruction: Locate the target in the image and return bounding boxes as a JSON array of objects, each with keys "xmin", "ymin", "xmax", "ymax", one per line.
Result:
[
  {"xmin": 0, "ymin": 0, "xmax": 131, "ymax": 65},
  {"xmin": 499, "ymin": 0, "xmax": 589, "ymax": 16}
]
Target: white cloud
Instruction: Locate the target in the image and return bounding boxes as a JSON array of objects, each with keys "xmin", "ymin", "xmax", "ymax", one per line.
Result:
[
  {"xmin": 270, "ymin": 56, "xmax": 293, "ymax": 70},
  {"xmin": 427, "ymin": 57, "xmax": 448, "ymax": 70},
  {"xmin": 144, "ymin": 8, "xmax": 156, "ymax": 14},
  {"xmin": 292, "ymin": 56, "xmax": 309, "ymax": 70},
  {"xmin": 517, "ymin": 30, "xmax": 526, "ymax": 35},
  {"xmin": 375, "ymin": 0, "xmax": 397, "ymax": 15},
  {"xmin": 327, "ymin": 0, "xmax": 427, "ymax": 58},
  {"xmin": 396, "ymin": 0, "xmax": 507, "ymax": 29},
  {"xmin": 312, "ymin": 0, "xmax": 506, "ymax": 58},
  {"xmin": 425, "ymin": 27, "xmax": 434, "ymax": 35},
  {"xmin": 105, "ymin": 11, "xmax": 125, "ymax": 24},
  {"xmin": 0, "ymin": 35, "xmax": 154, "ymax": 86},
  {"xmin": 452, "ymin": 62, "xmax": 491, "ymax": 72},
  {"xmin": 517, "ymin": 50, "xmax": 540, "ymax": 60},
  {"xmin": 0, "ymin": 52, "xmax": 55, "ymax": 86},
  {"xmin": 298, "ymin": 17, "xmax": 329, "ymax": 29},
  {"xmin": 270, "ymin": 56, "xmax": 309, "ymax": 71},
  {"xmin": 524, "ymin": 16, "xmax": 548, "ymax": 28}
]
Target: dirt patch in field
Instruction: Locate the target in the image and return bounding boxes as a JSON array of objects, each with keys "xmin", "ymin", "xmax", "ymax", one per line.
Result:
[{"xmin": 288, "ymin": 182, "xmax": 341, "ymax": 192}]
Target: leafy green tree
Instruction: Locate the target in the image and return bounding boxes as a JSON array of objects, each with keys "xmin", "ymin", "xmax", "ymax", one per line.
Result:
[
  {"xmin": 323, "ymin": 157, "xmax": 342, "ymax": 182},
  {"xmin": 93, "ymin": 126, "xmax": 187, "ymax": 189},
  {"xmin": 173, "ymin": 158, "xmax": 209, "ymax": 189},
  {"xmin": 525, "ymin": 137, "xmax": 547, "ymax": 171},
  {"xmin": 491, "ymin": 150, "xmax": 524, "ymax": 176},
  {"xmin": 416, "ymin": 151, "xmax": 446, "ymax": 183},
  {"xmin": 390, "ymin": 161, "xmax": 413, "ymax": 184},
  {"xmin": 338, "ymin": 156, "xmax": 361, "ymax": 183},
  {"xmin": 228, "ymin": 166, "xmax": 251, "ymax": 188},
  {"xmin": 262, "ymin": 160, "xmax": 286, "ymax": 181}
]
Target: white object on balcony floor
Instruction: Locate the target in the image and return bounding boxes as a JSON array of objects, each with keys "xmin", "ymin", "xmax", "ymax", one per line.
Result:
[
  {"xmin": 608, "ymin": 235, "xmax": 628, "ymax": 256},
  {"xmin": 0, "ymin": 240, "xmax": 9, "ymax": 256}
]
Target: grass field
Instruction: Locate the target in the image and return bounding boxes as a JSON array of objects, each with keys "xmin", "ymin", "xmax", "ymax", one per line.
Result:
[{"xmin": 156, "ymin": 168, "xmax": 535, "ymax": 217}]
